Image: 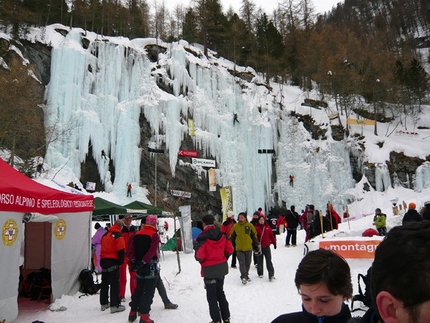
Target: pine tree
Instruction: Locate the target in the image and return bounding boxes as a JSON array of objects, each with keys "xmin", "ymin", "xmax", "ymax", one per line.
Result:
[
  {"xmin": 182, "ymin": 8, "xmax": 198, "ymax": 44},
  {"xmin": 0, "ymin": 57, "xmax": 45, "ymax": 166}
]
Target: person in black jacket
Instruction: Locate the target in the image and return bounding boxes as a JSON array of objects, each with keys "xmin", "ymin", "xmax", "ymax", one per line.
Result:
[
  {"xmin": 422, "ymin": 201, "xmax": 430, "ymax": 221},
  {"xmin": 285, "ymin": 205, "xmax": 300, "ymax": 247},
  {"xmin": 313, "ymin": 210, "xmax": 329, "ymax": 237},
  {"xmin": 271, "ymin": 249, "xmax": 353, "ymax": 323},
  {"xmin": 127, "ymin": 215, "xmax": 160, "ymax": 323},
  {"xmin": 359, "ymin": 222, "xmax": 430, "ymax": 323},
  {"xmin": 402, "ymin": 202, "xmax": 423, "ymax": 225}
]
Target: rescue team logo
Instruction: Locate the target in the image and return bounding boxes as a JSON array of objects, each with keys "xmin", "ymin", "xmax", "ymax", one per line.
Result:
[
  {"xmin": 54, "ymin": 219, "xmax": 67, "ymax": 240},
  {"xmin": 3, "ymin": 218, "xmax": 19, "ymax": 246}
]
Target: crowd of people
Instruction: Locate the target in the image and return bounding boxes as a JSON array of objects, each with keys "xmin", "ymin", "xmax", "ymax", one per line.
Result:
[
  {"xmin": 92, "ymin": 199, "xmax": 430, "ymax": 323},
  {"xmin": 94, "ymin": 215, "xmax": 178, "ymax": 323}
]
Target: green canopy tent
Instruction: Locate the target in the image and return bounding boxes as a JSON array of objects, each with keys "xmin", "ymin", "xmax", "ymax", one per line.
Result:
[
  {"xmin": 93, "ymin": 197, "xmax": 127, "ymax": 221},
  {"xmin": 123, "ymin": 200, "xmax": 167, "ymax": 216}
]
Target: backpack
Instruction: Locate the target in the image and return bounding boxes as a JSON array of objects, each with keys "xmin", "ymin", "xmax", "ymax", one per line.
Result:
[
  {"xmin": 351, "ymin": 267, "xmax": 372, "ymax": 311},
  {"xmin": 78, "ymin": 269, "xmax": 100, "ymax": 296}
]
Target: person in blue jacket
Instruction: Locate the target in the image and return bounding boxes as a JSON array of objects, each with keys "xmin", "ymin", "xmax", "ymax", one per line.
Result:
[{"xmin": 271, "ymin": 249, "xmax": 352, "ymax": 323}]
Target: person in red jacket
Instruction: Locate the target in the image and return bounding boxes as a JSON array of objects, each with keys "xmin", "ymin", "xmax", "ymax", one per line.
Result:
[
  {"xmin": 119, "ymin": 214, "xmax": 137, "ymax": 301},
  {"xmin": 127, "ymin": 215, "xmax": 160, "ymax": 323},
  {"xmin": 195, "ymin": 214, "xmax": 234, "ymax": 323},
  {"xmin": 100, "ymin": 219, "xmax": 126, "ymax": 314},
  {"xmin": 221, "ymin": 211, "xmax": 237, "ymax": 268},
  {"xmin": 326, "ymin": 203, "xmax": 342, "ymax": 230},
  {"xmin": 254, "ymin": 215, "xmax": 277, "ymax": 281},
  {"xmin": 299, "ymin": 206, "xmax": 309, "ymax": 242}
]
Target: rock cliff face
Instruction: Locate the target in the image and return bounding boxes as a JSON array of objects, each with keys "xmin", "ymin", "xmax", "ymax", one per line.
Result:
[{"xmin": 2, "ymin": 33, "xmax": 428, "ymax": 217}]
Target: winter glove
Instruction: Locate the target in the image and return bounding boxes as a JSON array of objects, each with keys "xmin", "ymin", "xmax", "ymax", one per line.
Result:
[
  {"xmin": 274, "ymin": 245, "xmax": 277, "ymax": 249},
  {"xmin": 137, "ymin": 263, "xmax": 151, "ymax": 276},
  {"xmin": 130, "ymin": 260, "xmax": 142, "ymax": 272}
]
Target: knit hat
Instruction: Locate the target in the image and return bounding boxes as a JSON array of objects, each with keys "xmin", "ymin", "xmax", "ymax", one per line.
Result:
[
  {"xmin": 409, "ymin": 202, "xmax": 416, "ymax": 209},
  {"xmin": 228, "ymin": 211, "xmax": 235, "ymax": 218},
  {"xmin": 146, "ymin": 215, "xmax": 157, "ymax": 227},
  {"xmin": 253, "ymin": 211, "xmax": 260, "ymax": 217}
]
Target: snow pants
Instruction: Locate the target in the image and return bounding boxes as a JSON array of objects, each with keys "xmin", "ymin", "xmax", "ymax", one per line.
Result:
[
  {"xmin": 236, "ymin": 250, "xmax": 252, "ymax": 280},
  {"xmin": 256, "ymin": 246, "xmax": 274, "ymax": 278},
  {"xmin": 100, "ymin": 267, "xmax": 120, "ymax": 307},
  {"xmin": 285, "ymin": 228, "xmax": 297, "ymax": 246},
  {"xmin": 130, "ymin": 273, "xmax": 157, "ymax": 315},
  {"xmin": 204, "ymin": 277, "xmax": 230, "ymax": 322},
  {"xmin": 119, "ymin": 257, "xmax": 136, "ymax": 298}
]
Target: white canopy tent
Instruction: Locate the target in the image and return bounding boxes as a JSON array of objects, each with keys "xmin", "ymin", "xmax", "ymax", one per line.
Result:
[{"xmin": 0, "ymin": 159, "xmax": 94, "ymax": 322}]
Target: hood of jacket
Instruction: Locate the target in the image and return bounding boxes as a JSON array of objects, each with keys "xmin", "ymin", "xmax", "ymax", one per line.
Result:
[{"xmin": 197, "ymin": 225, "xmax": 223, "ymax": 242}]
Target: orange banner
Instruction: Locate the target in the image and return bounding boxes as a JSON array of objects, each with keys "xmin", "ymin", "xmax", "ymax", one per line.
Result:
[
  {"xmin": 319, "ymin": 239, "xmax": 382, "ymax": 258},
  {"xmin": 347, "ymin": 118, "xmax": 376, "ymax": 126}
]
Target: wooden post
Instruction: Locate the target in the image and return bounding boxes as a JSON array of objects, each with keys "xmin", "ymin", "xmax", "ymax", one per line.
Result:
[
  {"xmin": 328, "ymin": 201, "xmax": 333, "ymax": 231},
  {"xmin": 174, "ymin": 213, "xmax": 181, "ymax": 275}
]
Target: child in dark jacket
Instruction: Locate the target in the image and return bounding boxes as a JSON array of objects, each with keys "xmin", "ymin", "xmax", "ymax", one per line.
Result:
[{"xmin": 272, "ymin": 249, "xmax": 353, "ymax": 323}]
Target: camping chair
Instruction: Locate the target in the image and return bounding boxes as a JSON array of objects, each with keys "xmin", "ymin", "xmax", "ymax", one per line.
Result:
[
  {"xmin": 26, "ymin": 268, "xmax": 52, "ymax": 302},
  {"xmin": 35, "ymin": 284, "xmax": 51, "ymax": 302}
]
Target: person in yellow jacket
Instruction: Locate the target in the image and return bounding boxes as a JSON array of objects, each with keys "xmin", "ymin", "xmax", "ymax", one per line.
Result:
[
  {"xmin": 229, "ymin": 212, "xmax": 259, "ymax": 285},
  {"xmin": 373, "ymin": 208, "xmax": 387, "ymax": 236}
]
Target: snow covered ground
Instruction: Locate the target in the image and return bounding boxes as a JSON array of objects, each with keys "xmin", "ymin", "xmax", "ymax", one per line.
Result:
[{"xmin": 15, "ymin": 186, "xmax": 424, "ymax": 323}]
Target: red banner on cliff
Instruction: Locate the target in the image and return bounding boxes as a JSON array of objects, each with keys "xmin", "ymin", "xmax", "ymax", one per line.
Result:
[{"xmin": 178, "ymin": 150, "xmax": 198, "ymax": 157}]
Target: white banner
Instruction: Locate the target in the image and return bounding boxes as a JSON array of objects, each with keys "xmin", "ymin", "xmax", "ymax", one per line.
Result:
[
  {"xmin": 192, "ymin": 158, "xmax": 216, "ymax": 167},
  {"xmin": 179, "ymin": 205, "xmax": 193, "ymax": 254},
  {"xmin": 171, "ymin": 190, "xmax": 191, "ymax": 198}
]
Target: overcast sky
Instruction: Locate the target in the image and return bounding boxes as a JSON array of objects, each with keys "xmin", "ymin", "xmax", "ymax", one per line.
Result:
[{"xmin": 165, "ymin": 0, "xmax": 342, "ymax": 15}]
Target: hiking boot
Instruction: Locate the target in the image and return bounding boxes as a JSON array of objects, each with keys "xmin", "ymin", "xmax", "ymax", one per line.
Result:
[
  {"xmin": 139, "ymin": 313, "xmax": 154, "ymax": 323},
  {"xmin": 164, "ymin": 302, "xmax": 178, "ymax": 309},
  {"xmin": 128, "ymin": 310, "xmax": 137, "ymax": 322},
  {"xmin": 241, "ymin": 278, "xmax": 247, "ymax": 285},
  {"xmin": 100, "ymin": 303, "xmax": 110, "ymax": 311},
  {"xmin": 110, "ymin": 305, "xmax": 126, "ymax": 314}
]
